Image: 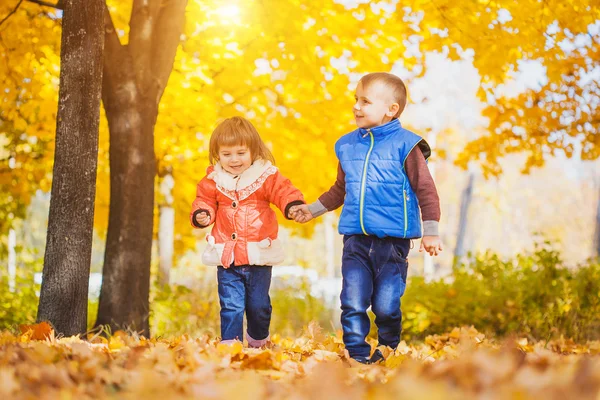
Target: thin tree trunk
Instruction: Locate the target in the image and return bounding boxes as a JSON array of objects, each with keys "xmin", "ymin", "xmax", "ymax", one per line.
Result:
[
  {"xmin": 454, "ymin": 172, "xmax": 475, "ymax": 268},
  {"xmin": 158, "ymin": 171, "xmax": 175, "ymax": 286},
  {"xmin": 8, "ymin": 229, "xmax": 16, "ymax": 292},
  {"xmin": 595, "ymin": 184, "xmax": 600, "ymax": 258},
  {"xmin": 324, "ymin": 212, "xmax": 335, "ymax": 278},
  {"xmin": 37, "ymin": 0, "xmax": 104, "ymax": 336},
  {"xmin": 423, "ymin": 132, "xmax": 437, "ymax": 280},
  {"xmin": 95, "ymin": 0, "xmax": 187, "ymax": 336}
]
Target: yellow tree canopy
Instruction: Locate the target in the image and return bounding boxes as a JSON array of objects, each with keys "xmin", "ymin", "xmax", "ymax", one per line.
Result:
[
  {"xmin": 410, "ymin": 0, "xmax": 600, "ymax": 175},
  {"xmin": 0, "ymin": 3, "xmax": 60, "ymax": 238},
  {"xmin": 1, "ymin": 0, "xmax": 598, "ymax": 254}
]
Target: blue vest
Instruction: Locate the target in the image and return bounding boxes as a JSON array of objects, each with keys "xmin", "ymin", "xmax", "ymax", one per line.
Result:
[{"xmin": 336, "ymin": 119, "xmax": 430, "ymax": 239}]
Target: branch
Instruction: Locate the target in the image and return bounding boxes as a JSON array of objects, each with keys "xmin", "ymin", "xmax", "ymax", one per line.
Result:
[
  {"xmin": 25, "ymin": 0, "xmax": 63, "ymax": 10},
  {"xmin": 101, "ymin": 1, "xmax": 126, "ymax": 108},
  {"xmin": 149, "ymin": 0, "xmax": 187, "ymax": 104},
  {"xmin": 103, "ymin": 2, "xmax": 123, "ymax": 59},
  {"xmin": 0, "ymin": 0, "xmax": 24, "ymax": 29},
  {"xmin": 129, "ymin": 0, "xmax": 161, "ymax": 89}
]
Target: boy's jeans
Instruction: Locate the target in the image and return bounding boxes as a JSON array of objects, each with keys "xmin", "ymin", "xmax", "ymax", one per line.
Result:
[
  {"xmin": 217, "ymin": 265, "xmax": 272, "ymax": 344},
  {"xmin": 340, "ymin": 235, "xmax": 410, "ymax": 359}
]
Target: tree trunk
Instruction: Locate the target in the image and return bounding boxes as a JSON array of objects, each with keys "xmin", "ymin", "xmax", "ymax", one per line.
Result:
[
  {"xmin": 95, "ymin": 98, "xmax": 156, "ymax": 334},
  {"xmin": 595, "ymin": 184, "xmax": 600, "ymax": 258},
  {"xmin": 95, "ymin": 0, "xmax": 187, "ymax": 336},
  {"xmin": 158, "ymin": 171, "xmax": 175, "ymax": 286},
  {"xmin": 423, "ymin": 132, "xmax": 437, "ymax": 280},
  {"xmin": 454, "ymin": 172, "xmax": 475, "ymax": 267},
  {"xmin": 37, "ymin": 0, "xmax": 104, "ymax": 336},
  {"xmin": 8, "ymin": 228, "xmax": 16, "ymax": 292},
  {"xmin": 324, "ymin": 212, "xmax": 335, "ymax": 278}
]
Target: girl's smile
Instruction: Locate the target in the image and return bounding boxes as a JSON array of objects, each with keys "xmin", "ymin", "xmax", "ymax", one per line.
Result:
[{"xmin": 218, "ymin": 145, "xmax": 252, "ymax": 175}]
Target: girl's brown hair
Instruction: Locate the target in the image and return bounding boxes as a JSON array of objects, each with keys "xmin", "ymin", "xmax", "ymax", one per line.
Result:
[{"xmin": 208, "ymin": 116, "xmax": 276, "ymax": 165}]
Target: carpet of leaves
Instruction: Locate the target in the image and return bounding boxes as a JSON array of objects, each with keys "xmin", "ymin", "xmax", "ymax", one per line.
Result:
[{"xmin": 2, "ymin": 323, "xmax": 600, "ymax": 399}]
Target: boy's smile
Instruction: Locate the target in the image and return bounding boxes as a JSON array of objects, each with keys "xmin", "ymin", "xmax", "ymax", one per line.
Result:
[{"xmin": 353, "ymin": 81, "xmax": 399, "ymax": 129}]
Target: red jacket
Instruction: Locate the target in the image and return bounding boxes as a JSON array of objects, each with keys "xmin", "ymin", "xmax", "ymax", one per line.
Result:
[{"xmin": 190, "ymin": 160, "xmax": 304, "ymax": 267}]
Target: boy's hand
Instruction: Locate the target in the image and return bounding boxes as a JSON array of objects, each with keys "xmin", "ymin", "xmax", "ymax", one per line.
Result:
[
  {"xmin": 195, "ymin": 211, "xmax": 210, "ymax": 227},
  {"xmin": 419, "ymin": 236, "xmax": 443, "ymax": 256},
  {"xmin": 289, "ymin": 204, "xmax": 314, "ymax": 223}
]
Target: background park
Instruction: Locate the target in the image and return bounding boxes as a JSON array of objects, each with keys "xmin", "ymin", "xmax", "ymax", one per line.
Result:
[{"xmin": 1, "ymin": 0, "xmax": 600, "ymax": 398}]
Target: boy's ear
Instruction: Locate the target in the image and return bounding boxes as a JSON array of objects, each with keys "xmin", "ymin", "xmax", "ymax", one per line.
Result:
[{"xmin": 386, "ymin": 102, "xmax": 400, "ymax": 117}]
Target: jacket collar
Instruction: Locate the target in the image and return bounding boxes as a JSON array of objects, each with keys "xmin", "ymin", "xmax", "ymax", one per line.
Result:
[
  {"xmin": 209, "ymin": 159, "xmax": 276, "ymax": 191},
  {"xmin": 358, "ymin": 118, "xmax": 402, "ymax": 138}
]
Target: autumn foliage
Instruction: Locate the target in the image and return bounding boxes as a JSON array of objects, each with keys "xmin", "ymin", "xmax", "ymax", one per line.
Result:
[
  {"xmin": 2, "ymin": 0, "xmax": 598, "ymax": 252},
  {"xmin": 1, "ymin": 0, "xmax": 599, "ymax": 397},
  {"xmin": 1, "ymin": 323, "xmax": 600, "ymax": 399}
]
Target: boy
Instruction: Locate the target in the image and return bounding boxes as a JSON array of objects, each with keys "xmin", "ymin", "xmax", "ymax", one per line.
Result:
[{"xmin": 291, "ymin": 72, "xmax": 443, "ymax": 364}]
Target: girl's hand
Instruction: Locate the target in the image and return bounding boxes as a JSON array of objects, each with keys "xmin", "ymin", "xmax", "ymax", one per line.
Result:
[
  {"xmin": 195, "ymin": 211, "xmax": 210, "ymax": 226},
  {"xmin": 419, "ymin": 236, "xmax": 443, "ymax": 256},
  {"xmin": 289, "ymin": 205, "xmax": 313, "ymax": 223}
]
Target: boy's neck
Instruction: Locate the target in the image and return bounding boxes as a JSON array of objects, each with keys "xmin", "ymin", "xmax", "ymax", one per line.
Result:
[{"xmin": 358, "ymin": 118, "xmax": 401, "ymax": 135}]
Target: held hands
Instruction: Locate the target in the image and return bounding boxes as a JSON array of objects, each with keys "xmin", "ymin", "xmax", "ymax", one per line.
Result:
[
  {"xmin": 288, "ymin": 204, "xmax": 314, "ymax": 223},
  {"xmin": 195, "ymin": 211, "xmax": 210, "ymax": 227},
  {"xmin": 419, "ymin": 236, "xmax": 443, "ymax": 256}
]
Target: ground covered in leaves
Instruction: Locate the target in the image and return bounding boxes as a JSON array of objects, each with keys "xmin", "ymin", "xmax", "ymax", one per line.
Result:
[{"xmin": 2, "ymin": 323, "xmax": 600, "ymax": 399}]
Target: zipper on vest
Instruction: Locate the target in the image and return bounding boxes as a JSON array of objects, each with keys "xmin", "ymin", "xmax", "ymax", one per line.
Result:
[
  {"xmin": 403, "ymin": 188, "xmax": 408, "ymax": 237},
  {"xmin": 359, "ymin": 129, "xmax": 374, "ymax": 235}
]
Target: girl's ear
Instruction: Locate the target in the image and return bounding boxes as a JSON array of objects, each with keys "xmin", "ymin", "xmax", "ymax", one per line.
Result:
[{"xmin": 387, "ymin": 102, "xmax": 400, "ymax": 117}]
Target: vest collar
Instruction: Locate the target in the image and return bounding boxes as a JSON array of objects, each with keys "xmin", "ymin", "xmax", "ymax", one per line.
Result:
[{"xmin": 358, "ymin": 118, "xmax": 402, "ymax": 138}]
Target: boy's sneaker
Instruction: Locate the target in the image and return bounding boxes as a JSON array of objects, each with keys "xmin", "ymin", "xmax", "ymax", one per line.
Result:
[
  {"xmin": 351, "ymin": 355, "xmax": 371, "ymax": 364},
  {"xmin": 368, "ymin": 349, "xmax": 385, "ymax": 364},
  {"xmin": 350, "ymin": 349, "xmax": 385, "ymax": 365}
]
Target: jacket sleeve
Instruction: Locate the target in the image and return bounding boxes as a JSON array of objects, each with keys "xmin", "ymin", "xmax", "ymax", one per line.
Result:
[
  {"xmin": 265, "ymin": 170, "xmax": 305, "ymax": 219},
  {"xmin": 318, "ymin": 162, "xmax": 346, "ymax": 211},
  {"xmin": 190, "ymin": 174, "xmax": 218, "ymax": 228},
  {"xmin": 405, "ymin": 145, "xmax": 441, "ymax": 236}
]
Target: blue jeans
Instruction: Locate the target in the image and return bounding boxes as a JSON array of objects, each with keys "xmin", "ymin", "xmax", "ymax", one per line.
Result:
[
  {"xmin": 217, "ymin": 265, "xmax": 272, "ymax": 342},
  {"xmin": 340, "ymin": 235, "xmax": 410, "ymax": 358}
]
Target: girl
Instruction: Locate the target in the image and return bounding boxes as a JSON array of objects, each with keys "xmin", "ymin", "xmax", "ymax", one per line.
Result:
[{"xmin": 190, "ymin": 116, "xmax": 305, "ymax": 347}]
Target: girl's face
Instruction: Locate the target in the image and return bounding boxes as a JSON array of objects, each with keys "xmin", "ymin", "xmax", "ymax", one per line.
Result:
[{"xmin": 218, "ymin": 145, "xmax": 252, "ymax": 175}]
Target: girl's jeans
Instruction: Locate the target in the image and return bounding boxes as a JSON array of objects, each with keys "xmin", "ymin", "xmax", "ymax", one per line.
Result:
[
  {"xmin": 340, "ymin": 235, "xmax": 410, "ymax": 359},
  {"xmin": 217, "ymin": 265, "xmax": 272, "ymax": 343}
]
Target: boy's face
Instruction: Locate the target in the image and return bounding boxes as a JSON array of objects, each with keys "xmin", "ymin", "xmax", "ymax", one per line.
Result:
[
  {"xmin": 353, "ymin": 81, "xmax": 398, "ymax": 129},
  {"xmin": 218, "ymin": 145, "xmax": 252, "ymax": 175}
]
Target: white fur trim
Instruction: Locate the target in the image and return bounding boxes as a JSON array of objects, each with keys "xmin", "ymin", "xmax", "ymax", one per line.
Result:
[
  {"xmin": 258, "ymin": 238, "xmax": 271, "ymax": 249},
  {"xmin": 203, "ymin": 236, "xmax": 284, "ymax": 267},
  {"xmin": 210, "ymin": 160, "xmax": 277, "ymax": 193},
  {"xmin": 246, "ymin": 239, "xmax": 285, "ymax": 266},
  {"xmin": 246, "ymin": 331, "xmax": 270, "ymax": 348},
  {"xmin": 206, "ymin": 234, "xmax": 215, "ymax": 246},
  {"xmin": 202, "ymin": 236, "xmax": 231, "ymax": 266}
]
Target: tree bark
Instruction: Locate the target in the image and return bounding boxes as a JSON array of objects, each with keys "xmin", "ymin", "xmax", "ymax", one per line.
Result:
[
  {"xmin": 595, "ymin": 184, "xmax": 600, "ymax": 258},
  {"xmin": 454, "ymin": 172, "xmax": 475, "ymax": 268},
  {"xmin": 36, "ymin": 0, "xmax": 104, "ymax": 336},
  {"xmin": 95, "ymin": 0, "xmax": 187, "ymax": 336},
  {"xmin": 158, "ymin": 171, "xmax": 175, "ymax": 286}
]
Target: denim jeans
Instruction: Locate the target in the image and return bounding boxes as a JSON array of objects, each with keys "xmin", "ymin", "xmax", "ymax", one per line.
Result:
[
  {"xmin": 340, "ymin": 235, "xmax": 410, "ymax": 358},
  {"xmin": 217, "ymin": 265, "xmax": 272, "ymax": 342}
]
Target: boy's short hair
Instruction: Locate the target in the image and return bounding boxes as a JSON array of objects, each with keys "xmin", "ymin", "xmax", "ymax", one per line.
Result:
[{"xmin": 359, "ymin": 72, "xmax": 407, "ymax": 118}]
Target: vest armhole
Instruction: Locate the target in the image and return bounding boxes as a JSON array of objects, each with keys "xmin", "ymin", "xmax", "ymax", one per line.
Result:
[
  {"xmin": 417, "ymin": 139, "xmax": 432, "ymax": 160},
  {"xmin": 402, "ymin": 138, "xmax": 431, "ymax": 171}
]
